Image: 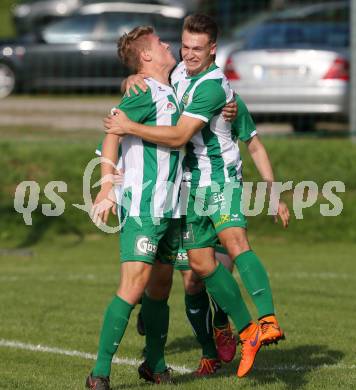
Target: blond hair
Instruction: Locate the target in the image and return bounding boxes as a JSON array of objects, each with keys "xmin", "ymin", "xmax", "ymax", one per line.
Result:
[{"xmin": 117, "ymin": 26, "xmax": 154, "ymax": 72}]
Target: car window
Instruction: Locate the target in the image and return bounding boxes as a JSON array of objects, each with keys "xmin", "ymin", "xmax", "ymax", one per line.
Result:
[
  {"xmin": 42, "ymin": 14, "xmax": 98, "ymax": 43},
  {"xmin": 101, "ymin": 12, "xmax": 181, "ymax": 42},
  {"xmin": 276, "ymin": 5, "xmax": 349, "ymax": 23},
  {"xmin": 17, "ymin": 0, "xmax": 47, "ymax": 3},
  {"xmin": 231, "ymin": 3, "xmax": 349, "ymax": 40},
  {"xmin": 153, "ymin": 15, "xmax": 182, "ymax": 41},
  {"xmin": 245, "ymin": 22, "xmax": 349, "ymax": 49},
  {"xmin": 83, "ymin": 0, "xmax": 162, "ymax": 3}
]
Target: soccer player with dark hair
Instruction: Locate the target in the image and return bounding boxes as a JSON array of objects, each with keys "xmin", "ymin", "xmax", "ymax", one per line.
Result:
[{"xmin": 105, "ymin": 13, "xmax": 290, "ymax": 378}]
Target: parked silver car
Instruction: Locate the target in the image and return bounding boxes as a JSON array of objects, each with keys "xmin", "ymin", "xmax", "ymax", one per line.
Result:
[
  {"xmin": 216, "ymin": 1, "xmax": 349, "ymax": 131},
  {"xmin": 0, "ymin": 2, "xmax": 184, "ymax": 98},
  {"xmin": 13, "ymin": 0, "xmax": 83, "ymax": 34},
  {"xmin": 12, "ymin": 0, "xmax": 186, "ymax": 35}
]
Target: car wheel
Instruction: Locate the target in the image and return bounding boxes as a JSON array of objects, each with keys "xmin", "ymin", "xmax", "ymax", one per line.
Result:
[
  {"xmin": 291, "ymin": 117, "xmax": 316, "ymax": 133},
  {"xmin": 0, "ymin": 63, "xmax": 16, "ymax": 98}
]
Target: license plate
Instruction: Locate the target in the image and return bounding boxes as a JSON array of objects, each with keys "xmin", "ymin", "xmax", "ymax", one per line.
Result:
[{"xmin": 267, "ymin": 67, "xmax": 300, "ymax": 78}]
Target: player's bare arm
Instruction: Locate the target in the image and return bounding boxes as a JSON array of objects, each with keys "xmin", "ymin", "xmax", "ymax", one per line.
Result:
[
  {"xmin": 91, "ymin": 134, "xmax": 121, "ymax": 225},
  {"xmin": 122, "ymin": 73, "xmax": 237, "ymax": 120},
  {"xmin": 104, "ymin": 109, "xmax": 205, "ymax": 148},
  {"xmin": 246, "ymin": 135, "xmax": 290, "ymax": 228},
  {"xmin": 121, "ymin": 73, "xmax": 148, "ymax": 96}
]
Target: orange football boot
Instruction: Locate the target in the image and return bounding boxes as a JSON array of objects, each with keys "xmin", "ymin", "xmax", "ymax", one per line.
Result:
[
  {"xmin": 259, "ymin": 315, "xmax": 285, "ymax": 345},
  {"xmin": 237, "ymin": 322, "xmax": 261, "ymax": 378}
]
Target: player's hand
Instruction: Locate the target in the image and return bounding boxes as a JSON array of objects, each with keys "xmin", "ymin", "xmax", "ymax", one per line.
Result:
[
  {"xmin": 114, "ymin": 168, "xmax": 124, "ymax": 186},
  {"xmin": 126, "ymin": 73, "xmax": 147, "ymax": 96},
  {"xmin": 222, "ymin": 99, "xmax": 238, "ymax": 122},
  {"xmin": 91, "ymin": 186, "xmax": 117, "ymax": 225},
  {"xmin": 104, "ymin": 109, "xmax": 130, "ymax": 136},
  {"xmin": 274, "ymin": 201, "xmax": 290, "ymax": 228}
]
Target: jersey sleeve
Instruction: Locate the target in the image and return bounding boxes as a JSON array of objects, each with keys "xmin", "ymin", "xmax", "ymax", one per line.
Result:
[
  {"xmin": 232, "ymin": 95, "xmax": 257, "ymax": 142},
  {"xmin": 95, "ymin": 88, "xmax": 151, "ymax": 155},
  {"xmin": 95, "ymin": 141, "xmax": 103, "ymax": 156},
  {"xmin": 183, "ymin": 79, "xmax": 226, "ymax": 123},
  {"xmin": 118, "ymin": 87, "xmax": 153, "ymax": 123}
]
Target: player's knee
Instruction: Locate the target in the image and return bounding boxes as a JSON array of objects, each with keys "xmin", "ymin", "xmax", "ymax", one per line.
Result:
[
  {"xmin": 116, "ymin": 284, "xmax": 145, "ymax": 305},
  {"xmin": 183, "ymin": 275, "xmax": 204, "ymax": 295},
  {"xmin": 223, "ymin": 235, "xmax": 250, "ymax": 257},
  {"xmin": 189, "ymin": 257, "xmax": 217, "ymax": 278},
  {"xmin": 188, "ymin": 258, "xmax": 202, "ymax": 275},
  {"xmin": 117, "ymin": 274, "xmax": 147, "ymax": 301},
  {"xmin": 216, "ymin": 252, "xmax": 234, "ymax": 271}
]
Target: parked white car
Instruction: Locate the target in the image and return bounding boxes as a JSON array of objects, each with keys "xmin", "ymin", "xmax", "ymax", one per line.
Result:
[{"xmin": 216, "ymin": 1, "xmax": 349, "ymax": 132}]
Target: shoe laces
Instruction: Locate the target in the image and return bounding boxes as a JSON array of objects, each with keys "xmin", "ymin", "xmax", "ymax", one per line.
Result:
[
  {"xmin": 239, "ymin": 338, "xmax": 247, "ymax": 361},
  {"xmin": 197, "ymin": 358, "xmax": 215, "ymax": 373},
  {"xmin": 92, "ymin": 376, "xmax": 110, "ymax": 389},
  {"xmin": 215, "ymin": 325, "xmax": 234, "ymax": 346},
  {"xmin": 260, "ymin": 319, "xmax": 277, "ymax": 335},
  {"xmin": 154, "ymin": 368, "xmax": 173, "ymax": 384}
]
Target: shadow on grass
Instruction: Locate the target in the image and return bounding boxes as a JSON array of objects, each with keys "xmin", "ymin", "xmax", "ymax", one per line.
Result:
[
  {"xmin": 249, "ymin": 344, "xmax": 344, "ymax": 388},
  {"xmin": 165, "ymin": 335, "xmax": 200, "ymax": 355},
  {"xmin": 112, "ymin": 384, "xmax": 148, "ymax": 390},
  {"xmin": 160, "ymin": 344, "xmax": 342, "ymax": 388}
]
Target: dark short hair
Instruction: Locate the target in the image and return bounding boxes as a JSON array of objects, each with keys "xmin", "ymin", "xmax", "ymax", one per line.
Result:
[
  {"xmin": 182, "ymin": 14, "xmax": 218, "ymax": 43},
  {"xmin": 117, "ymin": 26, "xmax": 154, "ymax": 72}
]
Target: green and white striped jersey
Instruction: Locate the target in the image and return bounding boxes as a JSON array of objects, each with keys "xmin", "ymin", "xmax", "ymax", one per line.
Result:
[
  {"xmin": 171, "ymin": 62, "xmax": 256, "ymax": 187},
  {"xmin": 112, "ymin": 78, "xmax": 183, "ymax": 218}
]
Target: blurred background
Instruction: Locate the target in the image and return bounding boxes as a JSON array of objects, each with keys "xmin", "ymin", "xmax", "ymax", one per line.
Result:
[
  {"xmin": 0, "ymin": 0, "xmax": 355, "ymax": 247},
  {"xmin": 1, "ymin": 4, "xmax": 355, "ymax": 387},
  {"xmin": 0, "ymin": 0, "xmax": 351, "ymax": 133}
]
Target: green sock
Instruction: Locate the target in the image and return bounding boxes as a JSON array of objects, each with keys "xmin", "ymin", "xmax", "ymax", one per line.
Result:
[
  {"xmin": 203, "ymin": 263, "xmax": 251, "ymax": 333},
  {"xmin": 141, "ymin": 293, "xmax": 169, "ymax": 373},
  {"xmin": 210, "ymin": 296, "xmax": 229, "ymax": 329},
  {"xmin": 93, "ymin": 295, "xmax": 134, "ymax": 377},
  {"xmin": 185, "ymin": 289, "xmax": 217, "ymax": 359},
  {"xmin": 235, "ymin": 250, "xmax": 275, "ymax": 318}
]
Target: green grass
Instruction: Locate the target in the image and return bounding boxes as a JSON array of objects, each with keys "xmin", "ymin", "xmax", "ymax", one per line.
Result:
[
  {"xmin": 1, "ymin": 126, "xmax": 355, "ymax": 245},
  {"xmin": 0, "ymin": 237, "xmax": 355, "ymax": 389},
  {"xmin": 1, "ymin": 124, "xmax": 356, "ymax": 388}
]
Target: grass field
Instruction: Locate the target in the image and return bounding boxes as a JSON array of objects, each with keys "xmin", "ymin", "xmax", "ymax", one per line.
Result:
[
  {"xmin": 1, "ymin": 125, "xmax": 356, "ymax": 245},
  {"xmin": 0, "ymin": 0, "xmax": 15, "ymax": 37},
  {"xmin": 1, "ymin": 123, "xmax": 356, "ymax": 389},
  {"xmin": 1, "ymin": 237, "xmax": 356, "ymax": 389}
]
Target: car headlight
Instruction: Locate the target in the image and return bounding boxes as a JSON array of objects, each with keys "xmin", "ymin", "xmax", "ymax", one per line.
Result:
[
  {"xmin": 14, "ymin": 4, "xmax": 31, "ymax": 17},
  {"xmin": 55, "ymin": 3, "xmax": 69, "ymax": 15},
  {"xmin": 2, "ymin": 47, "xmax": 13, "ymax": 56}
]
